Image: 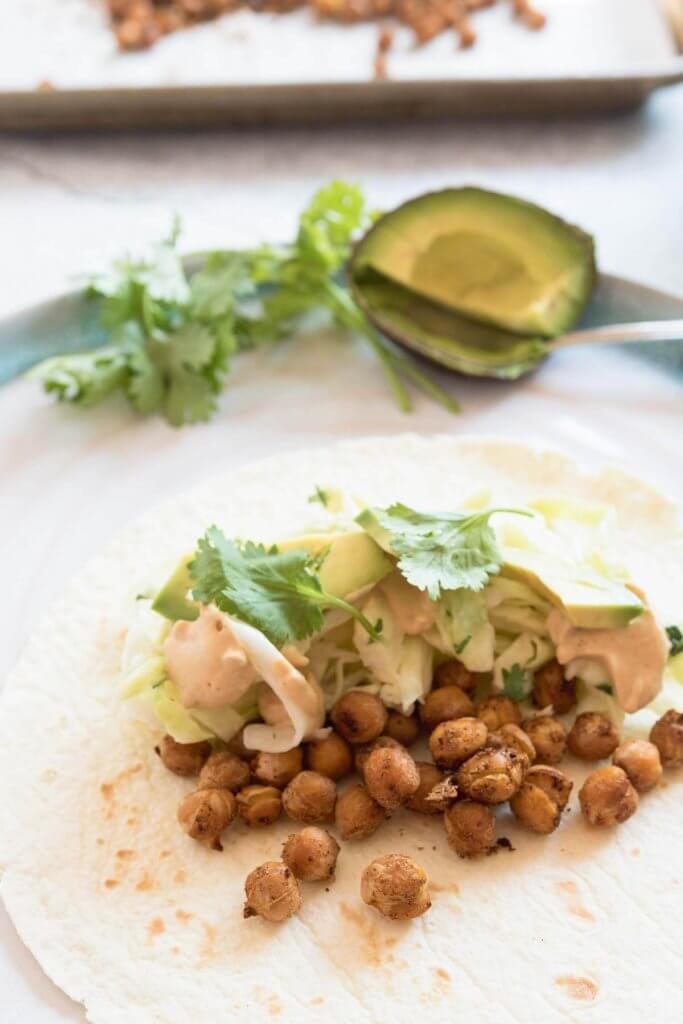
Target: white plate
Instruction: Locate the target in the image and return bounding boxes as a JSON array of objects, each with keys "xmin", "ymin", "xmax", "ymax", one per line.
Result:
[{"xmin": 1, "ymin": 294, "xmax": 683, "ymax": 1019}]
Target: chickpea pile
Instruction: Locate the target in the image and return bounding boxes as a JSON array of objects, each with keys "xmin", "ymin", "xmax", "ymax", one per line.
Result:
[{"xmin": 158, "ymin": 657, "xmax": 682, "ymax": 925}]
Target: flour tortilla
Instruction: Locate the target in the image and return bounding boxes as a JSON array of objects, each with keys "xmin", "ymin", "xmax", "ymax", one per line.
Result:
[{"xmin": 1, "ymin": 435, "xmax": 683, "ymax": 1024}]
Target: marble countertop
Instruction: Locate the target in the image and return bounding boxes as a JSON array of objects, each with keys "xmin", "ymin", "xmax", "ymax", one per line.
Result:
[
  {"xmin": 1, "ymin": 84, "xmax": 682, "ymax": 319},
  {"xmin": 0, "ymin": 82, "xmax": 682, "ymax": 1023}
]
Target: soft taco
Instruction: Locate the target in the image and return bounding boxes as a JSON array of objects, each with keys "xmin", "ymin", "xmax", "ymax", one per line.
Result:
[{"xmin": 1, "ymin": 435, "xmax": 682, "ymax": 1023}]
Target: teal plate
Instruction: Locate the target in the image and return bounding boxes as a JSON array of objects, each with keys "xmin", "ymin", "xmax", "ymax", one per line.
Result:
[{"xmin": 0, "ymin": 272, "xmax": 682, "ymax": 388}]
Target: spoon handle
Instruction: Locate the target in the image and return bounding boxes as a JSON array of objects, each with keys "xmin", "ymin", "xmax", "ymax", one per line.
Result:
[{"xmin": 554, "ymin": 320, "xmax": 683, "ymax": 349}]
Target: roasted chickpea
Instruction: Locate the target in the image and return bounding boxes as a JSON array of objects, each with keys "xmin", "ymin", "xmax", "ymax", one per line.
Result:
[
  {"xmin": 444, "ymin": 799, "xmax": 496, "ymax": 858},
  {"xmin": 355, "ymin": 736, "xmax": 405, "ymax": 780},
  {"xmin": 568, "ymin": 712, "xmax": 620, "ymax": 761},
  {"xmin": 456, "ymin": 747, "xmax": 527, "ymax": 804},
  {"xmin": 429, "ymin": 717, "xmax": 488, "ymax": 769},
  {"xmin": 361, "ymin": 854, "xmax": 431, "ymax": 920},
  {"xmin": 363, "ymin": 746, "xmax": 420, "ymax": 810},
  {"xmin": 420, "ymin": 686, "xmax": 473, "ymax": 731},
  {"xmin": 157, "ymin": 734, "xmax": 211, "ymax": 777},
  {"xmin": 237, "ymin": 785, "xmax": 282, "ymax": 826},
  {"xmin": 532, "ymin": 659, "xmax": 577, "ymax": 713},
  {"xmin": 476, "ymin": 695, "xmax": 522, "ymax": 731},
  {"xmin": 384, "ymin": 709, "xmax": 420, "ymax": 746},
  {"xmin": 433, "ymin": 660, "xmax": 476, "ymax": 692},
  {"xmin": 579, "ymin": 766, "xmax": 638, "ymax": 826},
  {"xmin": 334, "ymin": 784, "xmax": 386, "ymax": 841},
  {"xmin": 252, "ymin": 748, "xmax": 303, "ymax": 789},
  {"xmin": 282, "ymin": 827, "xmax": 340, "ymax": 882},
  {"xmin": 510, "ymin": 765, "xmax": 573, "ymax": 834},
  {"xmin": 406, "ymin": 762, "xmax": 447, "ymax": 814},
  {"xmin": 177, "ymin": 787, "xmax": 236, "ymax": 850},
  {"xmin": 243, "ymin": 861, "xmax": 301, "ymax": 922},
  {"xmin": 305, "ymin": 731, "xmax": 353, "ymax": 780},
  {"xmin": 198, "ymin": 751, "xmax": 250, "ymax": 793},
  {"xmin": 489, "ymin": 723, "xmax": 536, "ymax": 762},
  {"xmin": 613, "ymin": 739, "xmax": 663, "ymax": 792},
  {"xmin": 331, "ymin": 691, "xmax": 388, "ymax": 745},
  {"xmin": 527, "ymin": 763, "xmax": 573, "ymax": 805},
  {"xmin": 522, "ymin": 716, "xmax": 567, "ymax": 764},
  {"xmin": 282, "ymin": 771, "xmax": 337, "ymax": 823},
  {"xmin": 425, "ymin": 775, "xmax": 459, "ymax": 810},
  {"xmin": 650, "ymin": 709, "xmax": 683, "ymax": 768}
]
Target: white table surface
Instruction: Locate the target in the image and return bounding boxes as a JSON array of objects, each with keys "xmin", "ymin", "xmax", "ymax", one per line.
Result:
[{"xmin": 1, "ymin": 84, "xmax": 682, "ymax": 1022}]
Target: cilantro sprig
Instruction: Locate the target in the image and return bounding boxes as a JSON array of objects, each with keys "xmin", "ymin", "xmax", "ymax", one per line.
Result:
[
  {"xmin": 308, "ymin": 486, "xmax": 331, "ymax": 508},
  {"xmin": 501, "ymin": 664, "xmax": 533, "ymax": 702},
  {"xmin": 189, "ymin": 527, "xmax": 382, "ymax": 648},
  {"xmin": 359, "ymin": 503, "xmax": 531, "ymax": 600},
  {"xmin": 32, "ymin": 182, "xmax": 459, "ymax": 426}
]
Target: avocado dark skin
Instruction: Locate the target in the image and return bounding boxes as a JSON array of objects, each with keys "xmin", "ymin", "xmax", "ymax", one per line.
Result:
[{"xmin": 349, "ymin": 187, "xmax": 596, "ymax": 377}]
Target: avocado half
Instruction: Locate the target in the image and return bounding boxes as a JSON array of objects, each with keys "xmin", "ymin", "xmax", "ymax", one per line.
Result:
[{"xmin": 351, "ymin": 187, "xmax": 596, "ymax": 340}]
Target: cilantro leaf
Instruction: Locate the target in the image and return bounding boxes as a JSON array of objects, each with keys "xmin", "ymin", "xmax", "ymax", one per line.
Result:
[
  {"xmin": 164, "ymin": 369, "xmax": 218, "ymax": 427},
  {"xmin": 666, "ymin": 625, "xmax": 683, "ymax": 657},
  {"xmin": 300, "ymin": 180, "xmax": 368, "ymax": 259},
  {"xmin": 455, "ymin": 634, "xmax": 472, "ymax": 655},
  {"xmin": 308, "ymin": 486, "xmax": 330, "ymax": 508},
  {"xmin": 189, "ymin": 251, "xmax": 255, "ymax": 322},
  {"xmin": 91, "ymin": 229, "xmax": 190, "ymax": 322},
  {"xmin": 360, "ymin": 503, "xmax": 531, "ymax": 600},
  {"xmin": 126, "ymin": 343, "xmax": 164, "ymax": 414},
  {"xmin": 154, "ymin": 324, "xmax": 217, "ymax": 373},
  {"xmin": 34, "ymin": 346, "xmax": 128, "ymax": 407},
  {"xmin": 307, "ymin": 485, "xmax": 345, "ymax": 513},
  {"xmin": 189, "ymin": 527, "xmax": 382, "ymax": 647},
  {"xmin": 502, "ymin": 664, "xmax": 533, "ymax": 702},
  {"xmin": 596, "ymin": 682, "xmax": 614, "ymax": 695}
]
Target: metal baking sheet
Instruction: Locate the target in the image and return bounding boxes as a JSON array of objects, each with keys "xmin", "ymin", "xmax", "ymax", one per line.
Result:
[{"xmin": 0, "ymin": 0, "xmax": 682, "ymax": 129}]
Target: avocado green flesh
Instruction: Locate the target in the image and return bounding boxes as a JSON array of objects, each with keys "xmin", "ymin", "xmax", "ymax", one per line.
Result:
[
  {"xmin": 500, "ymin": 549, "xmax": 644, "ymax": 630},
  {"xmin": 354, "ymin": 270, "xmax": 549, "ymax": 380},
  {"xmin": 357, "ymin": 510, "xmax": 643, "ymax": 631},
  {"xmin": 152, "ymin": 558, "xmax": 198, "ymax": 622},
  {"xmin": 352, "ymin": 187, "xmax": 596, "ymax": 337},
  {"xmin": 277, "ymin": 531, "xmax": 392, "ymax": 598},
  {"xmin": 355, "ymin": 509, "xmax": 395, "ymax": 555}
]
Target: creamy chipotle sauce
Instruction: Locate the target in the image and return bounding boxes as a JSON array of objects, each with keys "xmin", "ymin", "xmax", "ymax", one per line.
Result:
[
  {"xmin": 163, "ymin": 606, "xmax": 257, "ymax": 709},
  {"xmin": 548, "ymin": 589, "xmax": 669, "ymax": 713},
  {"xmin": 380, "ymin": 572, "xmax": 437, "ymax": 635}
]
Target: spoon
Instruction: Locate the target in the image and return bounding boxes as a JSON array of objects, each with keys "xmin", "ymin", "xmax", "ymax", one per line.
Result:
[
  {"xmin": 0, "ymin": 272, "xmax": 682, "ymax": 387},
  {"xmin": 554, "ymin": 321, "xmax": 683, "ymax": 347}
]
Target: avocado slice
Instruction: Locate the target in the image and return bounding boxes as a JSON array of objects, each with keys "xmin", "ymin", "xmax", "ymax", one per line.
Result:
[
  {"xmin": 351, "ymin": 187, "xmax": 596, "ymax": 337},
  {"xmin": 355, "ymin": 508, "xmax": 395, "ymax": 554},
  {"xmin": 354, "ymin": 268, "xmax": 549, "ymax": 380},
  {"xmin": 357, "ymin": 508, "xmax": 643, "ymax": 631},
  {"xmin": 277, "ymin": 531, "xmax": 392, "ymax": 598},
  {"xmin": 500, "ymin": 549, "xmax": 644, "ymax": 630},
  {"xmin": 152, "ymin": 558, "xmax": 199, "ymax": 622}
]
